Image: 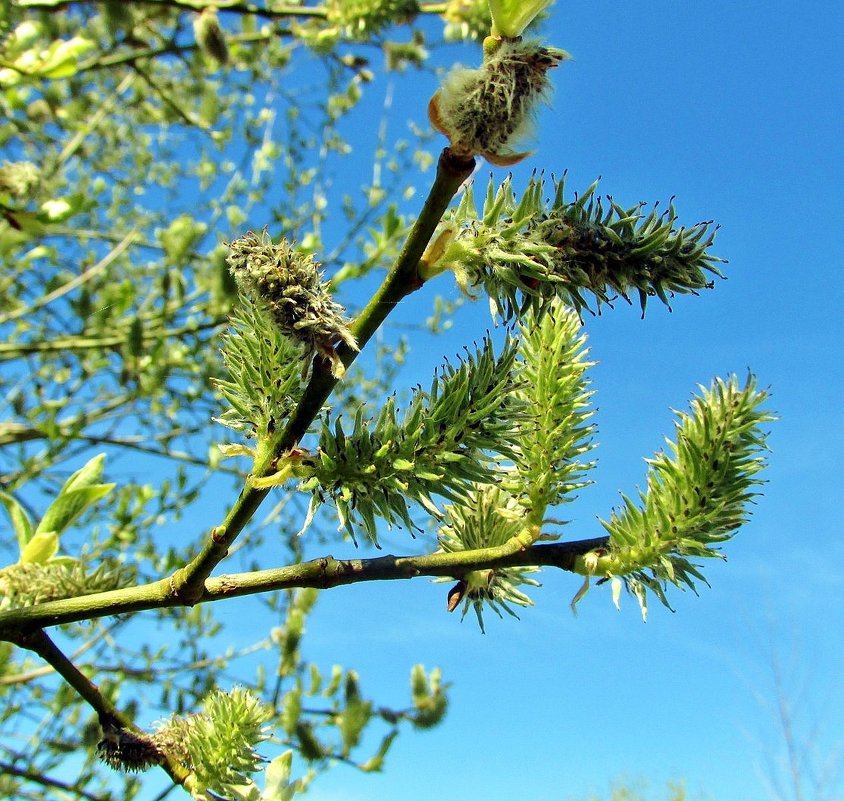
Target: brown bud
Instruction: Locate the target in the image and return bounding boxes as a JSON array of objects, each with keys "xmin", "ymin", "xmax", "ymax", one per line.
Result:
[{"xmin": 446, "ymin": 580, "xmax": 467, "ymax": 612}]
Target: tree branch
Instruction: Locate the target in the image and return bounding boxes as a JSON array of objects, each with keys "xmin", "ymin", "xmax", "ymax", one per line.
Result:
[
  {"xmin": 6, "ymin": 629, "xmax": 192, "ymax": 788},
  {"xmin": 0, "ymin": 758, "xmax": 111, "ymax": 801},
  {"xmin": 0, "ymin": 230, "xmax": 138, "ymax": 325},
  {"xmin": 0, "ymin": 536, "xmax": 609, "ymax": 634},
  {"xmin": 20, "ymin": 0, "xmax": 326, "ymax": 18},
  {"xmin": 169, "ymin": 147, "xmax": 476, "ymax": 604}
]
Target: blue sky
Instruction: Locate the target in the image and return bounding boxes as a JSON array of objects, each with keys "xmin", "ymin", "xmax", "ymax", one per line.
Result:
[{"xmin": 278, "ymin": 2, "xmax": 844, "ymax": 799}]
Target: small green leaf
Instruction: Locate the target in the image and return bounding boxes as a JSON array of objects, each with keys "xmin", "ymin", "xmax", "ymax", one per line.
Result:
[
  {"xmin": 261, "ymin": 751, "xmax": 296, "ymax": 801},
  {"xmin": 2, "ymin": 21, "xmax": 43, "ymax": 54},
  {"xmin": 62, "ymin": 453, "xmax": 106, "ymax": 494},
  {"xmin": 359, "ymin": 730, "xmax": 398, "ymax": 773},
  {"xmin": 0, "ymin": 490, "xmax": 34, "ymax": 551},
  {"xmin": 35, "ymin": 484, "xmax": 115, "ymax": 538},
  {"xmin": 37, "ymin": 36, "xmax": 95, "ymax": 79},
  {"xmin": 488, "ymin": 0, "xmax": 552, "ymax": 38},
  {"xmin": 323, "ymin": 665, "xmax": 343, "ymax": 697},
  {"xmin": 19, "ymin": 531, "xmax": 59, "ymax": 564},
  {"xmin": 37, "ymin": 194, "xmax": 92, "ymax": 223}
]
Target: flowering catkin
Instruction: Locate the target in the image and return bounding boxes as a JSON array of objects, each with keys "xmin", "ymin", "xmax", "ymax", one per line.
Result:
[
  {"xmin": 428, "ymin": 39, "xmax": 568, "ymax": 165},
  {"xmin": 226, "ymin": 230, "xmax": 357, "ymax": 376}
]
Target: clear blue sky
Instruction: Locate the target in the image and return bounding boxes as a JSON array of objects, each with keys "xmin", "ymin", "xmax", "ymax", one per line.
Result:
[
  {"xmin": 287, "ymin": 3, "xmax": 844, "ymax": 799},
  {"xmin": 123, "ymin": 2, "xmax": 842, "ymax": 799}
]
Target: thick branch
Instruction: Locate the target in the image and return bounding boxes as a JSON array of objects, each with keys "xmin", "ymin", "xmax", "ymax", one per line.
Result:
[{"xmin": 0, "ymin": 536, "xmax": 609, "ymax": 634}]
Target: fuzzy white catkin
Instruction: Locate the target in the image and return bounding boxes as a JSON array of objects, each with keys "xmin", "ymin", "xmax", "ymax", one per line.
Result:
[{"xmin": 429, "ymin": 40, "xmax": 568, "ymax": 165}]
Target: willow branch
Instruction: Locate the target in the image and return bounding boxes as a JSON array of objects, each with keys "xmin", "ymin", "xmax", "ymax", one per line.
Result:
[
  {"xmin": 5, "ymin": 629, "xmax": 191, "ymax": 787},
  {"xmin": 0, "ymin": 536, "xmax": 609, "ymax": 634},
  {"xmin": 169, "ymin": 148, "xmax": 476, "ymax": 604},
  {"xmin": 0, "ymin": 759, "xmax": 110, "ymax": 801}
]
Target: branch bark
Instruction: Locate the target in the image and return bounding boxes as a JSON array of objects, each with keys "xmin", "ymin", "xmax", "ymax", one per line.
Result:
[{"xmin": 0, "ymin": 536, "xmax": 609, "ymax": 635}]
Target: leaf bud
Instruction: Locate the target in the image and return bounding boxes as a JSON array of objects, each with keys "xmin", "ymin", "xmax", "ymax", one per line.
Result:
[{"xmin": 193, "ymin": 7, "xmax": 228, "ymax": 66}]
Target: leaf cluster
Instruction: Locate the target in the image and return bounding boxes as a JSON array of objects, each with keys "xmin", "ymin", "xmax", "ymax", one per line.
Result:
[
  {"xmin": 278, "ymin": 659, "xmax": 446, "ymax": 773},
  {"xmin": 0, "ymin": 454, "xmax": 126, "ymax": 608}
]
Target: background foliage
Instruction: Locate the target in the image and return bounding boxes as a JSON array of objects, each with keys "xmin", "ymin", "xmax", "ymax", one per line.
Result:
[{"xmin": 1, "ymin": 3, "xmax": 483, "ymax": 797}]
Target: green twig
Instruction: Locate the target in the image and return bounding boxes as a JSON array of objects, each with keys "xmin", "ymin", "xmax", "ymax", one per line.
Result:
[{"xmin": 0, "ymin": 537, "xmax": 609, "ymax": 633}]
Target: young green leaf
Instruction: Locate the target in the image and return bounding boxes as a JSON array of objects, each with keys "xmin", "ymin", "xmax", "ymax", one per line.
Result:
[
  {"xmin": 18, "ymin": 531, "xmax": 59, "ymax": 564},
  {"xmin": 359, "ymin": 731, "xmax": 399, "ymax": 772},
  {"xmin": 260, "ymin": 751, "xmax": 297, "ymax": 801},
  {"xmin": 0, "ymin": 490, "xmax": 34, "ymax": 552},
  {"xmin": 488, "ymin": 0, "xmax": 555, "ymax": 38},
  {"xmin": 34, "ymin": 484, "xmax": 115, "ymax": 539}
]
